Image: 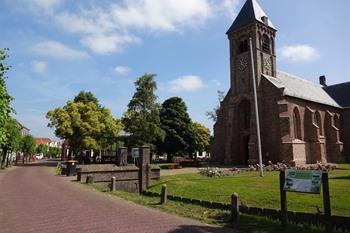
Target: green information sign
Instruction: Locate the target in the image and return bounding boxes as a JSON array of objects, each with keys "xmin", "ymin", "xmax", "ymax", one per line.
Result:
[{"xmin": 283, "ymin": 169, "xmax": 322, "ymax": 194}]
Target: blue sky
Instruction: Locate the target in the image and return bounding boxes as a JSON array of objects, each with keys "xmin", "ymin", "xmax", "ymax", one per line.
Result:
[{"xmin": 1, "ymin": 0, "xmax": 349, "ymax": 140}]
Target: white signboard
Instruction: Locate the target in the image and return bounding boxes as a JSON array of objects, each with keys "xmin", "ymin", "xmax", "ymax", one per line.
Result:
[
  {"xmin": 131, "ymin": 148, "xmax": 139, "ymax": 158},
  {"xmin": 283, "ymin": 169, "xmax": 322, "ymax": 194}
]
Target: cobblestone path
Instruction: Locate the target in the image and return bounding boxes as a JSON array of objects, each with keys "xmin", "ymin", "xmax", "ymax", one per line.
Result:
[{"xmin": 0, "ymin": 161, "xmax": 234, "ymax": 233}]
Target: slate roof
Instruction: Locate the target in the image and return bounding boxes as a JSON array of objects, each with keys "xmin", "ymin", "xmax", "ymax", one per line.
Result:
[
  {"xmin": 263, "ymin": 71, "xmax": 341, "ymax": 108},
  {"xmin": 227, "ymin": 0, "xmax": 275, "ymax": 34},
  {"xmin": 324, "ymin": 82, "xmax": 350, "ymax": 108}
]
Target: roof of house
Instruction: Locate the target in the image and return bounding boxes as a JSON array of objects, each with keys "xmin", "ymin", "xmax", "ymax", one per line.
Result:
[
  {"xmin": 324, "ymin": 82, "xmax": 350, "ymax": 108},
  {"xmin": 227, "ymin": 0, "xmax": 275, "ymax": 34},
  {"xmin": 263, "ymin": 71, "xmax": 341, "ymax": 108},
  {"xmin": 35, "ymin": 138, "xmax": 52, "ymax": 145}
]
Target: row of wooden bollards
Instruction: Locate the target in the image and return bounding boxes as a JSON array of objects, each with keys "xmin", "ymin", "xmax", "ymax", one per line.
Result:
[{"xmin": 159, "ymin": 184, "xmax": 240, "ymax": 222}]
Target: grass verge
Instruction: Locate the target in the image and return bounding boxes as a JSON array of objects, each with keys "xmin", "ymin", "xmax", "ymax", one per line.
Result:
[
  {"xmin": 148, "ymin": 168, "xmax": 350, "ymax": 216},
  {"xmin": 85, "ymin": 183, "xmax": 337, "ymax": 233}
]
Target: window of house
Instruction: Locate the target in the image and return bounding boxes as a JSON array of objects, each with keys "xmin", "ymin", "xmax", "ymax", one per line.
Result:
[
  {"xmin": 262, "ymin": 35, "xmax": 270, "ymax": 53},
  {"xmin": 238, "ymin": 39, "xmax": 248, "ymax": 54}
]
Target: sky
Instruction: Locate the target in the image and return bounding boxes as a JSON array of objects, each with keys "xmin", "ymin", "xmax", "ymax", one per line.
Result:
[{"xmin": 1, "ymin": 0, "xmax": 349, "ymax": 140}]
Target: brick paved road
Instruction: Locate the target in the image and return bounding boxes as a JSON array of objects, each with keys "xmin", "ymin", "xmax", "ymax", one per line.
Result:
[{"xmin": 0, "ymin": 161, "xmax": 235, "ymax": 233}]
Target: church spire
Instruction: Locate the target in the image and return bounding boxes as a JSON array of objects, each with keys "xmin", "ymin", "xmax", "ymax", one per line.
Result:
[{"xmin": 226, "ymin": 0, "xmax": 275, "ymax": 34}]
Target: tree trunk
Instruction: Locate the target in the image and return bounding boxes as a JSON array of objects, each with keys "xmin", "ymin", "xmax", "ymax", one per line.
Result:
[{"xmin": 1, "ymin": 148, "xmax": 8, "ymax": 169}]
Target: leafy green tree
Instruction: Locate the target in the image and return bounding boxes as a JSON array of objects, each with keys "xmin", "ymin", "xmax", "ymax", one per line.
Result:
[
  {"xmin": 159, "ymin": 97, "xmax": 195, "ymax": 162},
  {"xmin": 74, "ymin": 91, "xmax": 100, "ymax": 106},
  {"xmin": 122, "ymin": 74, "xmax": 165, "ymax": 147},
  {"xmin": 0, "ymin": 118, "xmax": 21, "ymax": 168},
  {"xmin": 36, "ymin": 144, "xmax": 48, "ymax": 155},
  {"xmin": 20, "ymin": 135, "xmax": 36, "ymax": 163},
  {"xmin": 0, "ymin": 49, "xmax": 14, "ymax": 147},
  {"xmin": 46, "ymin": 92, "xmax": 122, "ymax": 158},
  {"xmin": 191, "ymin": 122, "xmax": 211, "ymax": 155}
]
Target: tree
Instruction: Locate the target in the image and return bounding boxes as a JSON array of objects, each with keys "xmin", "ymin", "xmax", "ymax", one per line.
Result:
[
  {"xmin": 122, "ymin": 74, "xmax": 165, "ymax": 147},
  {"xmin": 0, "ymin": 49, "xmax": 14, "ymax": 147},
  {"xmin": 206, "ymin": 90, "xmax": 225, "ymax": 122},
  {"xmin": 36, "ymin": 144, "xmax": 48, "ymax": 155},
  {"xmin": 159, "ymin": 97, "xmax": 195, "ymax": 162},
  {"xmin": 46, "ymin": 92, "xmax": 122, "ymax": 159},
  {"xmin": 74, "ymin": 91, "xmax": 100, "ymax": 106},
  {"xmin": 0, "ymin": 118, "xmax": 21, "ymax": 168},
  {"xmin": 191, "ymin": 122, "xmax": 211, "ymax": 155},
  {"xmin": 20, "ymin": 135, "xmax": 36, "ymax": 163}
]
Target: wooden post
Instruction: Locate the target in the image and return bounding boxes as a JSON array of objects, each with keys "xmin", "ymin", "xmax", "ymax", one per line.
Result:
[
  {"xmin": 160, "ymin": 184, "xmax": 167, "ymax": 204},
  {"xmin": 86, "ymin": 175, "xmax": 94, "ymax": 184},
  {"xmin": 231, "ymin": 193, "xmax": 240, "ymax": 222},
  {"xmin": 279, "ymin": 170, "xmax": 287, "ymax": 226},
  {"xmin": 322, "ymin": 172, "xmax": 332, "ymax": 233},
  {"xmin": 111, "ymin": 176, "xmax": 116, "ymax": 192}
]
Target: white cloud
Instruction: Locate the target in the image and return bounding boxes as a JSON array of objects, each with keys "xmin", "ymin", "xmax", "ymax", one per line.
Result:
[
  {"xmin": 32, "ymin": 60, "xmax": 48, "ymax": 73},
  {"xmin": 20, "ymin": 0, "xmax": 64, "ymax": 14},
  {"xmin": 279, "ymin": 45, "xmax": 319, "ymax": 62},
  {"xmin": 114, "ymin": 66, "xmax": 130, "ymax": 75},
  {"xmin": 168, "ymin": 75, "xmax": 204, "ymax": 92},
  {"xmin": 217, "ymin": 0, "xmax": 240, "ymax": 17},
  {"xmin": 52, "ymin": 0, "xmax": 238, "ymax": 54},
  {"xmin": 32, "ymin": 40, "xmax": 90, "ymax": 60},
  {"xmin": 81, "ymin": 34, "xmax": 140, "ymax": 54}
]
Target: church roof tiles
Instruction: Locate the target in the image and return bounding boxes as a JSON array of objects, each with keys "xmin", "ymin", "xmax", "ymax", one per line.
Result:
[{"xmin": 263, "ymin": 71, "xmax": 342, "ymax": 108}]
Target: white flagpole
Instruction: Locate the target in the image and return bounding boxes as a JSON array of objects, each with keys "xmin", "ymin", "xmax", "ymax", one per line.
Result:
[{"xmin": 249, "ymin": 37, "xmax": 264, "ymax": 177}]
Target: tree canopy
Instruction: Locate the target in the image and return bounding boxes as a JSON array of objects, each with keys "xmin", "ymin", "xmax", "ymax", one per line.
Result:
[
  {"xmin": 191, "ymin": 122, "xmax": 211, "ymax": 153},
  {"xmin": 46, "ymin": 91, "xmax": 122, "ymax": 155},
  {"xmin": 122, "ymin": 74, "xmax": 165, "ymax": 147},
  {"xmin": 0, "ymin": 49, "xmax": 14, "ymax": 147},
  {"xmin": 20, "ymin": 135, "xmax": 36, "ymax": 155},
  {"xmin": 159, "ymin": 97, "xmax": 195, "ymax": 161}
]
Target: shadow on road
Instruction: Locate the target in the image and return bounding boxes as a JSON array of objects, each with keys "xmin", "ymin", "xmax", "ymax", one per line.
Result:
[
  {"xmin": 15, "ymin": 159, "xmax": 59, "ymax": 168},
  {"xmin": 167, "ymin": 224, "xmax": 234, "ymax": 233}
]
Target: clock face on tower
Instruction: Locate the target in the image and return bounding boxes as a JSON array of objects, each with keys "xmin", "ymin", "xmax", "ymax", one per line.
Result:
[{"xmin": 237, "ymin": 58, "xmax": 248, "ymax": 72}]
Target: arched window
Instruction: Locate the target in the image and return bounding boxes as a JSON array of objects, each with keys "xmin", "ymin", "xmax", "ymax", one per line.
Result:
[
  {"xmin": 239, "ymin": 100, "xmax": 251, "ymax": 130},
  {"xmin": 334, "ymin": 114, "xmax": 340, "ymax": 129},
  {"xmin": 238, "ymin": 39, "xmax": 248, "ymax": 54},
  {"xmin": 314, "ymin": 111, "xmax": 323, "ymax": 136},
  {"xmin": 262, "ymin": 34, "xmax": 270, "ymax": 53},
  {"xmin": 293, "ymin": 108, "xmax": 302, "ymax": 140}
]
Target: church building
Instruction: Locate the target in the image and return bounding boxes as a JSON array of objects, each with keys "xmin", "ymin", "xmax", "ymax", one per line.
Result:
[{"xmin": 211, "ymin": 0, "xmax": 350, "ymax": 165}]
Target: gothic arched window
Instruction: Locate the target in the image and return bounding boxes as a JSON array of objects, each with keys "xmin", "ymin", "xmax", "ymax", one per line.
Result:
[
  {"xmin": 238, "ymin": 39, "xmax": 248, "ymax": 54},
  {"xmin": 262, "ymin": 34, "xmax": 270, "ymax": 53},
  {"xmin": 293, "ymin": 108, "xmax": 302, "ymax": 140},
  {"xmin": 334, "ymin": 114, "xmax": 340, "ymax": 129},
  {"xmin": 314, "ymin": 111, "xmax": 323, "ymax": 136}
]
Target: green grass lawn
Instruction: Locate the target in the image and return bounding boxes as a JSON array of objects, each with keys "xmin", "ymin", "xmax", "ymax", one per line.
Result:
[
  {"xmin": 148, "ymin": 167, "xmax": 350, "ymax": 216},
  {"xmin": 87, "ymin": 184, "xmax": 331, "ymax": 233}
]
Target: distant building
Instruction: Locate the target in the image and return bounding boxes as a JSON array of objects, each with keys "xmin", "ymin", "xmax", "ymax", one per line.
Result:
[
  {"xmin": 35, "ymin": 138, "xmax": 62, "ymax": 148},
  {"xmin": 15, "ymin": 121, "xmax": 30, "ymax": 136},
  {"xmin": 211, "ymin": 0, "xmax": 350, "ymax": 165}
]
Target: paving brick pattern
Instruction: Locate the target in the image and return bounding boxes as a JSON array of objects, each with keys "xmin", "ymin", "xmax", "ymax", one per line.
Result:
[{"xmin": 0, "ymin": 161, "xmax": 234, "ymax": 233}]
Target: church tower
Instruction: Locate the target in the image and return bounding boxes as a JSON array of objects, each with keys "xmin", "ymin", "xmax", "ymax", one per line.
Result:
[
  {"xmin": 211, "ymin": 0, "xmax": 277, "ymax": 165},
  {"xmin": 226, "ymin": 0, "xmax": 276, "ymax": 95}
]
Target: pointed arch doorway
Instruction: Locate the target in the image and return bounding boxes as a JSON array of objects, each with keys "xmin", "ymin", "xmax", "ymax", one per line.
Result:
[{"xmin": 238, "ymin": 99, "xmax": 251, "ymax": 165}]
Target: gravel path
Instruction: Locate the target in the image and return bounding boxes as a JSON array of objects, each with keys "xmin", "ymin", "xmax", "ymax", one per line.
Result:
[{"xmin": 0, "ymin": 161, "xmax": 235, "ymax": 233}]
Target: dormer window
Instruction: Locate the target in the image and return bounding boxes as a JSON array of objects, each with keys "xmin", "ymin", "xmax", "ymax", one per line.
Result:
[
  {"xmin": 238, "ymin": 39, "xmax": 248, "ymax": 54},
  {"xmin": 262, "ymin": 35, "xmax": 270, "ymax": 53},
  {"xmin": 261, "ymin": 16, "xmax": 268, "ymax": 25}
]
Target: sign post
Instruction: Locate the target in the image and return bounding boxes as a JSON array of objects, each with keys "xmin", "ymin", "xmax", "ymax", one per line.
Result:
[
  {"xmin": 280, "ymin": 169, "xmax": 332, "ymax": 232},
  {"xmin": 279, "ymin": 171, "xmax": 287, "ymax": 226}
]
